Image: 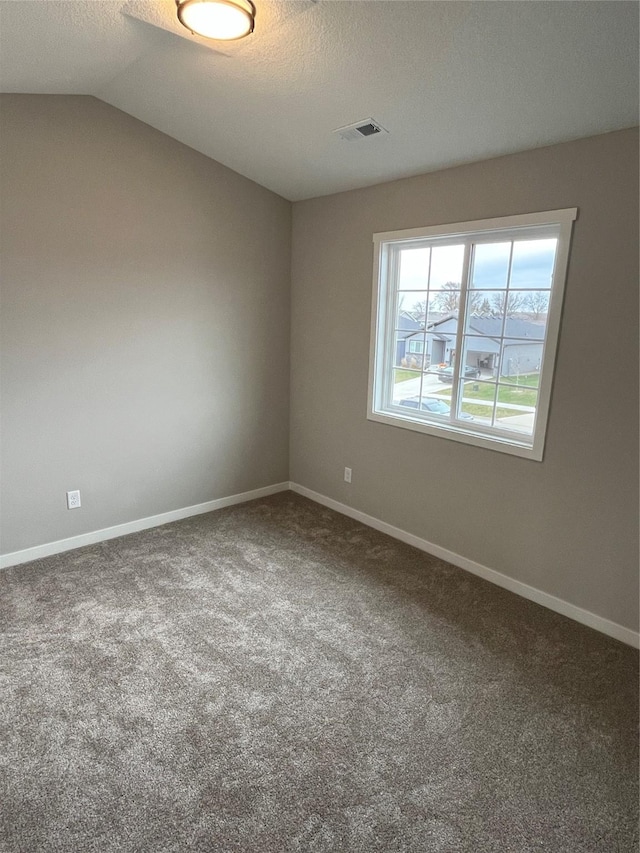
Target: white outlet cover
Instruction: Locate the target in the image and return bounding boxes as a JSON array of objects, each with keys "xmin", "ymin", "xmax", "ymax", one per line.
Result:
[{"xmin": 66, "ymin": 490, "xmax": 81, "ymax": 509}]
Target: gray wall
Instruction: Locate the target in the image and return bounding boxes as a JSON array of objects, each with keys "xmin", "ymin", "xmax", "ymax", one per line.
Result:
[
  {"xmin": 1, "ymin": 95, "xmax": 291, "ymax": 553},
  {"xmin": 2, "ymin": 96, "xmax": 637, "ymax": 635},
  {"xmin": 290, "ymin": 128, "xmax": 639, "ymax": 632}
]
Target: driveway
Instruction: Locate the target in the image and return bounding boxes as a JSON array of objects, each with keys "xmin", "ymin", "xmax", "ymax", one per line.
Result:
[{"xmin": 392, "ymin": 371, "xmax": 441, "ymax": 402}]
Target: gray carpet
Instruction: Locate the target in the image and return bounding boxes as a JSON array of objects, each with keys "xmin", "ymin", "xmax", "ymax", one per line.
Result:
[{"xmin": 1, "ymin": 492, "xmax": 637, "ymax": 853}]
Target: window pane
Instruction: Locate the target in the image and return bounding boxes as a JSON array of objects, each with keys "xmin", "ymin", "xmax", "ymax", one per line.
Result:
[
  {"xmin": 506, "ymin": 292, "xmax": 526, "ymax": 319},
  {"xmin": 394, "ymin": 331, "xmax": 425, "ymax": 368},
  {"xmin": 396, "ymin": 291, "xmax": 428, "ymax": 330},
  {"xmin": 392, "ymin": 368, "xmax": 421, "ymax": 404},
  {"xmin": 398, "ymin": 346, "xmax": 426, "ymax": 371},
  {"xmin": 499, "ymin": 371, "xmax": 541, "ymax": 390},
  {"xmin": 420, "ymin": 328, "xmax": 458, "ymax": 379},
  {"xmin": 397, "ymin": 393, "xmax": 452, "ymax": 418},
  {"xmin": 464, "ymin": 292, "xmax": 506, "ymax": 331},
  {"xmin": 453, "ymin": 379, "xmax": 497, "ymax": 424},
  {"xmin": 398, "ymin": 247, "xmax": 430, "ymax": 290},
  {"xmin": 417, "ymin": 393, "xmax": 452, "ymax": 419},
  {"xmin": 461, "ymin": 334, "xmax": 500, "ymax": 380},
  {"xmin": 470, "ymin": 242, "xmax": 510, "ymax": 289},
  {"xmin": 503, "ymin": 301, "xmax": 548, "ymax": 339},
  {"xmin": 396, "ymin": 332, "xmax": 459, "ymax": 377},
  {"xmin": 510, "ymin": 239, "xmax": 557, "ymax": 289},
  {"xmin": 498, "ymin": 339, "xmax": 544, "ymax": 380},
  {"xmin": 424, "ymin": 293, "xmax": 452, "ymax": 328},
  {"xmin": 397, "ymin": 327, "xmax": 454, "ymax": 372},
  {"xmin": 520, "ymin": 289, "xmax": 550, "ymax": 325},
  {"xmin": 495, "ymin": 386, "xmax": 538, "ymax": 435},
  {"xmin": 428, "ymin": 245, "xmax": 465, "ymax": 308},
  {"xmin": 397, "ymin": 292, "xmax": 453, "ymax": 332}
]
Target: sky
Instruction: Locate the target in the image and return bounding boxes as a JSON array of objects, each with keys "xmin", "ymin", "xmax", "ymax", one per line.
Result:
[{"xmin": 398, "ymin": 238, "xmax": 557, "ymax": 292}]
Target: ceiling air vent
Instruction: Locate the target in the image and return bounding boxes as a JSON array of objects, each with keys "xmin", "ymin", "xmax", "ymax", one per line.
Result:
[{"xmin": 333, "ymin": 118, "xmax": 388, "ymax": 142}]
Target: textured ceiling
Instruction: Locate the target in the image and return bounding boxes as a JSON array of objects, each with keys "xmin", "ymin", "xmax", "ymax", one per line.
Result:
[{"xmin": 1, "ymin": 1, "xmax": 638, "ymax": 200}]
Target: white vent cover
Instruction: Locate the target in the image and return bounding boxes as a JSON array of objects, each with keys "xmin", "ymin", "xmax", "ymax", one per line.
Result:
[{"xmin": 333, "ymin": 118, "xmax": 388, "ymax": 142}]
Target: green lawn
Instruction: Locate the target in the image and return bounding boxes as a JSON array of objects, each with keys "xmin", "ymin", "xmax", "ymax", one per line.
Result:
[
  {"xmin": 440, "ymin": 373, "xmax": 539, "ymax": 407},
  {"xmin": 393, "ymin": 369, "xmax": 421, "ymax": 383},
  {"xmin": 505, "ymin": 373, "xmax": 540, "ymax": 389},
  {"xmin": 460, "ymin": 404, "xmax": 522, "ymax": 419},
  {"xmin": 393, "ymin": 369, "xmax": 539, "ymax": 421}
]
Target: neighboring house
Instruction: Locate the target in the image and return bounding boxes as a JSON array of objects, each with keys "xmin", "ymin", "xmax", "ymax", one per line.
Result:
[
  {"xmin": 403, "ymin": 314, "xmax": 544, "ymax": 377},
  {"xmin": 395, "ymin": 311, "xmax": 457, "ymax": 367},
  {"xmin": 395, "ymin": 312, "xmax": 425, "ymax": 366}
]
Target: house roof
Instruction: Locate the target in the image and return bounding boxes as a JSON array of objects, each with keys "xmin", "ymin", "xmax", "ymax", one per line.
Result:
[
  {"xmin": 467, "ymin": 316, "xmax": 546, "ymax": 341},
  {"xmin": 396, "ymin": 312, "xmax": 423, "ymax": 335},
  {"xmin": 0, "ymin": 1, "xmax": 637, "ymax": 200},
  {"xmin": 429, "ymin": 314, "xmax": 546, "ymax": 342}
]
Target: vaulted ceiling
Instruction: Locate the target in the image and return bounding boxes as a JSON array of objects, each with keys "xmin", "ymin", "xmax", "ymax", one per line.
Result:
[{"xmin": 1, "ymin": 1, "xmax": 638, "ymax": 200}]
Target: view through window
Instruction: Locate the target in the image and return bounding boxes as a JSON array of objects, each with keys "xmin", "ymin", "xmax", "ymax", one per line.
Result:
[{"xmin": 369, "ymin": 210, "xmax": 577, "ymax": 460}]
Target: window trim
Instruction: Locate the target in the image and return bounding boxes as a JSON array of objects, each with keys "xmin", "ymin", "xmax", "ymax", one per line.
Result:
[{"xmin": 367, "ymin": 208, "xmax": 577, "ymax": 461}]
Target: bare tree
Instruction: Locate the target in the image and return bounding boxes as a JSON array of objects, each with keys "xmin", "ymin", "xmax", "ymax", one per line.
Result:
[
  {"xmin": 524, "ymin": 291, "xmax": 550, "ymax": 320},
  {"xmin": 490, "ymin": 293, "xmax": 506, "ymax": 316},
  {"xmin": 432, "ymin": 283, "xmax": 482, "ymax": 314},
  {"xmin": 507, "ymin": 293, "xmax": 526, "ymax": 315},
  {"xmin": 467, "ymin": 290, "xmax": 484, "ymax": 313},
  {"xmin": 491, "ymin": 292, "xmax": 526, "ymax": 317},
  {"xmin": 410, "ymin": 299, "xmax": 427, "ymax": 324},
  {"xmin": 432, "ymin": 282, "xmax": 461, "ymax": 313}
]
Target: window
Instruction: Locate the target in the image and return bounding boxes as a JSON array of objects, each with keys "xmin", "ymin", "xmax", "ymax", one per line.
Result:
[{"xmin": 368, "ymin": 209, "xmax": 577, "ymax": 460}]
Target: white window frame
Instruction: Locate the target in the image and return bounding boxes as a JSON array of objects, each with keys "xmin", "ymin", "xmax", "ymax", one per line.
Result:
[{"xmin": 368, "ymin": 208, "xmax": 577, "ymax": 461}]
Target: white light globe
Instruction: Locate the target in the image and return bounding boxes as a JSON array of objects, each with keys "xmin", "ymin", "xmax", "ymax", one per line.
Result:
[{"xmin": 177, "ymin": 0, "xmax": 255, "ymax": 41}]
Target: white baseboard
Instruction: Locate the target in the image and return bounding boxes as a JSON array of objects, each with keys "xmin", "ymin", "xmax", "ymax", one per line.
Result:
[
  {"xmin": 0, "ymin": 482, "xmax": 290, "ymax": 570},
  {"xmin": 3, "ymin": 479, "xmax": 637, "ymax": 649},
  {"xmin": 290, "ymin": 482, "xmax": 639, "ymax": 650}
]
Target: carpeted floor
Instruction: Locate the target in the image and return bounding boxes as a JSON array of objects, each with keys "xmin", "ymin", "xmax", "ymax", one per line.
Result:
[{"xmin": 1, "ymin": 492, "xmax": 637, "ymax": 853}]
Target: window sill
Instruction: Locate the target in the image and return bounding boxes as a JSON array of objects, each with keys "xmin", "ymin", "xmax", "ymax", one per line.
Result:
[{"xmin": 367, "ymin": 409, "xmax": 544, "ymax": 461}]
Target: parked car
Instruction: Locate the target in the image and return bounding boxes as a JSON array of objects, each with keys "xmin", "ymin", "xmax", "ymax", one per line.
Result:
[
  {"xmin": 399, "ymin": 396, "xmax": 473, "ymax": 420},
  {"xmin": 437, "ymin": 365, "xmax": 481, "ymax": 383}
]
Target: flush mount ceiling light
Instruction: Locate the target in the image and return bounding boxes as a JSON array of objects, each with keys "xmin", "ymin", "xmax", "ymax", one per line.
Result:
[{"xmin": 176, "ymin": 0, "xmax": 256, "ymax": 40}]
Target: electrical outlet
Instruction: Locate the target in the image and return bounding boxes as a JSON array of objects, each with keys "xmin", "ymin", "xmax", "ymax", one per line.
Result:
[
  {"xmin": 344, "ymin": 467, "xmax": 352, "ymax": 483},
  {"xmin": 66, "ymin": 490, "xmax": 81, "ymax": 509}
]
